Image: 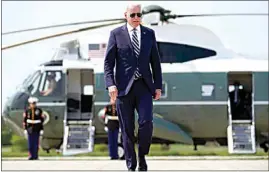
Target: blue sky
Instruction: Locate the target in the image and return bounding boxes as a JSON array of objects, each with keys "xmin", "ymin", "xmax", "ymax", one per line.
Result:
[{"xmin": 1, "ymin": 1, "xmax": 268, "ymax": 108}]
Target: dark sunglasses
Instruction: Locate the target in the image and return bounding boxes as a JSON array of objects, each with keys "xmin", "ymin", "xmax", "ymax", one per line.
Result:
[{"xmin": 130, "ymin": 13, "xmax": 142, "ymax": 18}]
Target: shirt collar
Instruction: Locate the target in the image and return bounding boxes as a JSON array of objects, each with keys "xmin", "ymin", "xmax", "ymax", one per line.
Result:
[{"xmin": 126, "ymin": 23, "xmax": 140, "ymax": 33}]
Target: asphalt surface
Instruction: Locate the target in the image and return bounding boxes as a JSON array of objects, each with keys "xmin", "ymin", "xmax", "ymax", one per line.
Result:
[{"xmin": 2, "ymin": 156, "xmax": 268, "ymax": 171}]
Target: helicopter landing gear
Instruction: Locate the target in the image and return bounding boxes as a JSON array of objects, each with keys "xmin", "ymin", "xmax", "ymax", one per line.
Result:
[
  {"xmin": 160, "ymin": 143, "xmax": 170, "ymax": 151},
  {"xmin": 118, "ymin": 143, "xmax": 125, "ymax": 160},
  {"xmin": 44, "ymin": 149, "xmax": 50, "ymax": 154},
  {"xmin": 56, "ymin": 149, "xmax": 61, "ymax": 154},
  {"xmin": 260, "ymin": 141, "xmax": 269, "ymax": 153},
  {"xmin": 194, "ymin": 144, "xmax": 198, "ymax": 151},
  {"xmin": 192, "ymin": 139, "xmax": 206, "ymax": 151}
]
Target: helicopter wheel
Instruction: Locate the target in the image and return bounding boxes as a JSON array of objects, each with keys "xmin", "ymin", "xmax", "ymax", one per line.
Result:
[
  {"xmin": 194, "ymin": 144, "xmax": 198, "ymax": 151},
  {"xmin": 260, "ymin": 141, "xmax": 269, "ymax": 153},
  {"xmin": 118, "ymin": 143, "xmax": 125, "ymax": 160},
  {"xmin": 43, "ymin": 149, "xmax": 50, "ymax": 154},
  {"xmin": 160, "ymin": 143, "xmax": 170, "ymax": 150},
  {"xmin": 56, "ymin": 149, "xmax": 61, "ymax": 154}
]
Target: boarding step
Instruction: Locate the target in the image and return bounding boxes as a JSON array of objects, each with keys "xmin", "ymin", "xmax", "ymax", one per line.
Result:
[
  {"xmin": 66, "ymin": 120, "xmax": 91, "ymax": 125},
  {"xmin": 67, "ymin": 125, "xmax": 90, "ymax": 149},
  {"xmin": 232, "ymin": 120, "xmax": 252, "ymax": 124},
  {"xmin": 66, "ymin": 112, "xmax": 93, "ymax": 120},
  {"xmin": 63, "ymin": 123, "xmax": 95, "ymax": 156},
  {"xmin": 228, "ymin": 122, "xmax": 256, "ymax": 154}
]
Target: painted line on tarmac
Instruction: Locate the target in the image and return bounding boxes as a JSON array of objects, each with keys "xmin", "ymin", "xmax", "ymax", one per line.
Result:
[{"xmin": 2, "ymin": 156, "xmax": 268, "ymax": 161}]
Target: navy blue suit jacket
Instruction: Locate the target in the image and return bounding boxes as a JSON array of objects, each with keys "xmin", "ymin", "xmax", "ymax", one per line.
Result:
[{"xmin": 104, "ymin": 24, "xmax": 162, "ymax": 97}]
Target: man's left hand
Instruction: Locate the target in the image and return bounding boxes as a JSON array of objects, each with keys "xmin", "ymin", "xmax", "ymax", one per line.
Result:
[{"xmin": 154, "ymin": 89, "xmax": 162, "ymax": 100}]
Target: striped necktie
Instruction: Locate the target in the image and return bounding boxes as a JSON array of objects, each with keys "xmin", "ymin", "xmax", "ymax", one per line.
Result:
[{"xmin": 132, "ymin": 28, "xmax": 142, "ymax": 80}]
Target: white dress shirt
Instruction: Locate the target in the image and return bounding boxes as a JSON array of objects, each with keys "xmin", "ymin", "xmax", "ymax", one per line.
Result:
[{"xmin": 126, "ymin": 23, "xmax": 141, "ymax": 49}]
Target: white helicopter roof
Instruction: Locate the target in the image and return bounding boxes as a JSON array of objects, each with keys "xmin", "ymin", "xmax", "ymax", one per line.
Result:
[
  {"xmin": 48, "ymin": 21, "xmax": 267, "ymax": 74},
  {"xmin": 72, "ymin": 25, "xmax": 233, "ymax": 68},
  {"xmin": 150, "ymin": 23, "xmax": 224, "ymax": 49},
  {"xmin": 77, "ymin": 22, "xmax": 229, "ymax": 57}
]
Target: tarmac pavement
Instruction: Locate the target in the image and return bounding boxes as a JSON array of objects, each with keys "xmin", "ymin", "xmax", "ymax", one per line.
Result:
[{"xmin": 2, "ymin": 156, "xmax": 268, "ymax": 171}]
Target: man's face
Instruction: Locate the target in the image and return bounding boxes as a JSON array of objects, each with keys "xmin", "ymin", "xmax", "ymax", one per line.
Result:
[
  {"xmin": 125, "ymin": 5, "xmax": 142, "ymax": 28},
  {"xmin": 110, "ymin": 98, "xmax": 115, "ymax": 105},
  {"xmin": 29, "ymin": 103, "xmax": 36, "ymax": 108},
  {"xmin": 48, "ymin": 75, "xmax": 55, "ymax": 81}
]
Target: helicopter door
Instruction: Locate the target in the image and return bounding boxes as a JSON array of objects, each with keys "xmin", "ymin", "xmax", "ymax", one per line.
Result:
[
  {"xmin": 62, "ymin": 68, "xmax": 95, "ymax": 156},
  {"xmin": 227, "ymin": 72, "xmax": 256, "ymax": 154}
]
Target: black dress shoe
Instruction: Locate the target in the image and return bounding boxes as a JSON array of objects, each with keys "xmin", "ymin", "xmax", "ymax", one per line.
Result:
[
  {"xmin": 138, "ymin": 167, "xmax": 147, "ymax": 171},
  {"xmin": 128, "ymin": 168, "xmax": 135, "ymax": 171},
  {"xmin": 110, "ymin": 157, "xmax": 119, "ymax": 160},
  {"xmin": 138, "ymin": 157, "xmax": 147, "ymax": 171}
]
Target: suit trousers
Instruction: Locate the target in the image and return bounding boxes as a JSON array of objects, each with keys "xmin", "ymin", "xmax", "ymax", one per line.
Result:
[{"xmin": 116, "ymin": 78, "xmax": 153, "ymax": 169}]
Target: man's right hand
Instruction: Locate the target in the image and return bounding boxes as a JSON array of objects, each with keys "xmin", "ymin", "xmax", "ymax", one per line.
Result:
[{"xmin": 108, "ymin": 86, "xmax": 118, "ymax": 102}]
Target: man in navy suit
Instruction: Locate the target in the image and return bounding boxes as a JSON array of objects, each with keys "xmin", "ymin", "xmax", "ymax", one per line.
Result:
[{"xmin": 104, "ymin": 4, "xmax": 162, "ymax": 171}]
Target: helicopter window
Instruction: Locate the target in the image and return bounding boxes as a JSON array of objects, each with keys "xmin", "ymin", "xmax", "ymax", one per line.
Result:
[
  {"xmin": 39, "ymin": 71, "xmax": 63, "ymax": 97},
  {"xmin": 88, "ymin": 44, "xmax": 100, "ymax": 50},
  {"xmin": 23, "ymin": 71, "xmax": 41, "ymax": 89},
  {"xmin": 22, "ymin": 71, "xmax": 38, "ymax": 88},
  {"xmin": 30, "ymin": 73, "xmax": 42, "ymax": 95},
  {"xmin": 39, "ymin": 73, "xmax": 47, "ymax": 92},
  {"xmin": 83, "ymin": 85, "xmax": 94, "ymax": 95},
  {"xmin": 157, "ymin": 42, "xmax": 217, "ymax": 63}
]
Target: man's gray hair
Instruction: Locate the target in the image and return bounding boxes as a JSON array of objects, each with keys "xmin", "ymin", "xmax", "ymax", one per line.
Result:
[{"xmin": 126, "ymin": 4, "xmax": 142, "ymax": 12}]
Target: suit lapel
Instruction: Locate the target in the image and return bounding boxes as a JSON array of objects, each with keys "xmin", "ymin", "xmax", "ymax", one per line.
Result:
[
  {"xmin": 121, "ymin": 24, "xmax": 147, "ymax": 58},
  {"xmin": 139, "ymin": 25, "xmax": 147, "ymax": 59},
  {"xmin": 122, "ymin": 24, "xmax": 134, "ymax": 54}
]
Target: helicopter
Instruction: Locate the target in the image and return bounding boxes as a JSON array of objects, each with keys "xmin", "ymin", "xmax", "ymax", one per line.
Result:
[{"xmin": 2, "ymin": 5, "xmax": 268, "ymax": 158}]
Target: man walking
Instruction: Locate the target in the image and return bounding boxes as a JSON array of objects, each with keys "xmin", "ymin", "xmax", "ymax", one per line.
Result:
[{"xmin": 104, "ymin": 4, "xmax": 162, "ymax": 171}]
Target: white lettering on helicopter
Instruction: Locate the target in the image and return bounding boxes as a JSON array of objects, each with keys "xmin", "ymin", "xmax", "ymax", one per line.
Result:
[{"xmin": 201, "ymin": 84, "xmax": 215, "ymax": 97}]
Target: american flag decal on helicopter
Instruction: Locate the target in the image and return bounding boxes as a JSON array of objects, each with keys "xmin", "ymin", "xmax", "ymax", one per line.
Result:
[{"xmin": 88, "ymin": 43, "xmax": 106, "ymax": 59}]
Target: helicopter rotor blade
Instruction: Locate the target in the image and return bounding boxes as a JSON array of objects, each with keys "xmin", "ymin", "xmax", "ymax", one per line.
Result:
[
  {"xmin": 1, "ymin": 20, "xmax": 125, "ymax": 50},
  {"xmin": 2, "ymin": 18, "xmax": 125, "ymax": 35},
  {"xmin": 171, "ymin": 13, "xmax": 268, "ymax": 19}
]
